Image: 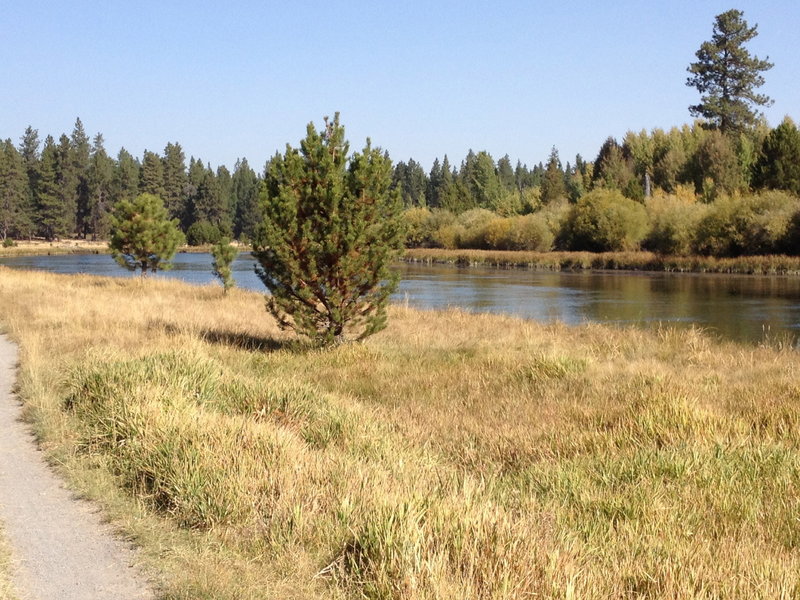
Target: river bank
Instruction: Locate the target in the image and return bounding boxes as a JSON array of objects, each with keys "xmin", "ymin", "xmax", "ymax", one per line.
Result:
[
  {"xmin": 404, "ymin": 248, "xmax": 800, "ymax": 275},
  {"xmin": 0, "ymin": 267, "xmax": 798, "ymax": 598}
]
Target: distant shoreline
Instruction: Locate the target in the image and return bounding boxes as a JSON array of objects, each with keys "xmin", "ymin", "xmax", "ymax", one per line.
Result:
[
  {"xmin": 4, "ymin": 242, "xmax": 800, "ymax": 276},
  {"xmin": 403, "ymin": 248, "xmax": 800, "ymax": 276}
]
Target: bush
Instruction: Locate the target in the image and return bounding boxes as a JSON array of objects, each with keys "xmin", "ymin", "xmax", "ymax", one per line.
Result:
[
  {"xmin": 693, "ymin": 192, "xmax": 800, "ymax": 256},
  {"xmin": 186, "ymin": 221, "xmax": 223, "ymax": 246},
  {"xmin": 403, "ymin": 207, "xmax": 434, "ymax": 247},
  {"xmin": 561, "ymin": 189, "xmax": 649, "ymax": 252},
  {"xmin": 2, "ymin": 238, "xmax": 16, "ymax": 248},
  {"xmin": 506, "ymin": 214, "xmax": 554, "ymax": 251},
  {"xmin": 643, "ymin": 190, "xmax": 707, "ymax": 255}
]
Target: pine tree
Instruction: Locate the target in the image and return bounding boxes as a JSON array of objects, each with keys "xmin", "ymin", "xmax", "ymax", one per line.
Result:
[
  {"xmin": 18, "ymin": 126, "xmax": 40, "ymax": 225},
  {"xmin": 541, "ymin": 147, "xmax": 566, "ymax": 203},
  {"xmin": 35, "ymin": 136, "xmax": 66, "ymax": 240},
  {"xmin": 252, "ymin": 114, "xmax": 405, "ymax": 345},
  {"xmin": 687, "ymin": 9, "xmax": 774, "ymax": 134},
  {"xmin": 109, "ymin": 193, "xmax": 185, "ymax": 274},
  {"xmin": 56, "ymin": 134, "xmax": 78, "ymax": 235},
  {"xmin": 753, "ymin": 117, "xmax": 800, "ymax": 194},
  {"xmin": 162, "ymin": 142, "xmax": 188, "ymax": 222},
  {"xmin": 70, "ymin": 118, "xmax": 91, "ymax": 237},
  {"xmin": 211, "ymin": 237, "xmax": 237, "ymax": 294},
  {"xmin": 0, "ymin": 139, "xmax": 32, "ymax": 240},
  {"xmin": 113, "ymin": 148, "xmax": 140, "ymax": 204},
  {"xmin": 232, "ymin": 158, "xmax": 261, "ymax": 241},
  {"xmin": 87, "ymin": 134, "xmax": 115, "ymax": 239},
  {"xmin": 139, "ymin": 150, "xmax": 165, "ymax": 198}
]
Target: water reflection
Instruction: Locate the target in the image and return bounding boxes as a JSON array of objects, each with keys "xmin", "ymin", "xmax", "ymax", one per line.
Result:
[{"xmin": 1, "ymin": 253, "xmax": 799, "ymax": 345}]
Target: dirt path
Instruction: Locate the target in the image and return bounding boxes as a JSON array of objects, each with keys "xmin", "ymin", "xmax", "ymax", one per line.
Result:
[{"xmin": 0, "ymin": 335, "xmax": 154, "ymax": 600}]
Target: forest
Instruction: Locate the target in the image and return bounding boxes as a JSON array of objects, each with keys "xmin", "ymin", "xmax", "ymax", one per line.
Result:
[{"xmin": 1, "ymin": 115, "xmax": 799, "ymax": 258}]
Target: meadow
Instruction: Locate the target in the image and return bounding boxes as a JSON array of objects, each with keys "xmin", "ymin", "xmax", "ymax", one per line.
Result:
[{"xmin": 0, "ymin": 266, "xmax": 798, "ymax": 599}]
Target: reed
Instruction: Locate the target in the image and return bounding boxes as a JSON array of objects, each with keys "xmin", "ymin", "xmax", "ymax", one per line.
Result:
[
  {"xmin": 404, "ymin": 248, "xmax": 800, "ymax": 275},
  {"xmin": 0, "ymin": 265, "xmax": 798, "ymax": 598}
]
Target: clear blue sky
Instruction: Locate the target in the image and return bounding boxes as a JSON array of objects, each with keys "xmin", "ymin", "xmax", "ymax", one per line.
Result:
[{"xmin": 2, "ymin": 1, "xmax": 798, "ymax": 172}]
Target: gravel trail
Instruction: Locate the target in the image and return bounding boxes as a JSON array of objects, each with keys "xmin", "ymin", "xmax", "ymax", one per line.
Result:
[{"xmin": 0, "ymin": 335, "xmax": 154, "ymax": 600}]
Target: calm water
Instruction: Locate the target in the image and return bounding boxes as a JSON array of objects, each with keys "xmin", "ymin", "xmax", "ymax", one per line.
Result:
[{"xmin": 1, "ymin": 252, "xmax": 799, "ymax": 345}]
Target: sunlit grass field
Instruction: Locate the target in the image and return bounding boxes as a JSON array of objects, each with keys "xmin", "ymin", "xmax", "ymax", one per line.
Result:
[{"xmin": 0, "ymin": 266, "xmax": 798, "ymax": 598}]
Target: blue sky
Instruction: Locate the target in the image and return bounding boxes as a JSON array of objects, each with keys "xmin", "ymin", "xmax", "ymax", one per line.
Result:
[{"xmin": 2, "ymin": 1, "xmax": 798, "ymax": 172}]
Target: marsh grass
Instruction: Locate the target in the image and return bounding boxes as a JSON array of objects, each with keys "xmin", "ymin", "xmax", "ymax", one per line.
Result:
[
  {"xmin": 405, "ymin": 248, "xmax": 800, "ymax": 275},
  {"xmin": 0, "ymin": 265, "xmax": 799, "ymax": 598}
]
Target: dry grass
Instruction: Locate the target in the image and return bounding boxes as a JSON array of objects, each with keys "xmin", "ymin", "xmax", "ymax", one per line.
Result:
[
  {"xmin": 0, "ymin": 265, "xmax": 799, "ymax": 598},
  {"xmin": 0, "ymin": 239, "xmax": 110, "ymax": 257},
  {"xmin": 405, "ymin": 248, "xmax": 800, "ymax": 275},
  {"xmin": 0, "ymin": 529, "xmax": 17, "ymax": 600}
]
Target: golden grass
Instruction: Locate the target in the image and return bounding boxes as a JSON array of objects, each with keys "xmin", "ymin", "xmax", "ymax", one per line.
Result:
[
  {"xmin": 0, "ymin": 529, "xmax": 17, "ymax": 600},
  {"xmin": 0, "ymin": 265, "xmax": 799, "ymax": 598},
  {"xmin": 0, "ymin": 239, "xmax": 110, "ymax": 257},
  {"xmin": 405, "ymin": 247, "xmax": 800, "ymax": 275}
]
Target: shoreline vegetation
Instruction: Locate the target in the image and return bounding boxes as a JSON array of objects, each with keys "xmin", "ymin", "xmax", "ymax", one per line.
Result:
[
  {"xmin": 403, "ymin": 248, "xmax": 800, "ymax": 276},
  {"xmin": 1, "ymin": 267, "xmax": 799, "ymax": 598},
  {"xmin": 4, "ymin": 240, "xmax": 800, "ymax": 277}
]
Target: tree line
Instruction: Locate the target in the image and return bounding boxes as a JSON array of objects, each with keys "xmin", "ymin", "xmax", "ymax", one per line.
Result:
[
  {"xmin": 0, "ymin": 119, "xmax": 263, "ymax": 244},
  {"xmin": 1, "ymin": 114, "xmax": 797, "ymax": 248}
]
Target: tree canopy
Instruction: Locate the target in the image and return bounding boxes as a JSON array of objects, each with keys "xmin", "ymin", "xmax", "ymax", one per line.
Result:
[
  {"xmin": 686, "ymin": 9, "xmax": 773, "ymax": 134},
  {"xmin": 252, "ymin": 114, "xmax": 405, "ymax": 345},
  {"xmin": 109, "ymin": 193, "xmax": 184, "ymax": 274}
]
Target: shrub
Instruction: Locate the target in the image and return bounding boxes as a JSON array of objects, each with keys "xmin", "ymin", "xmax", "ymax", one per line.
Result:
[
  {"xmin": 403, "ymin": 207, "xmax": 434, "ymax": 247},
  {"xmin": 562, "ymin": 189, "xmax": 649, "ymax": 252},
  {"xmin": 2, "ymin": 238, "xmax": 16, "ymax": 248},
  {"xmin": 186, "ymin": 221, "xmax": 222, "ymax": 246},
  {"xmin": 693, "ymin": 191, "xmax": 800, "ymax": 256},
  {"xmin": 506, "ymin": 214, "xmax": 554, "ymax": 251},
  {"xmin": 643, "ymin": 191, "xmax": 707, "ymax": 255}
]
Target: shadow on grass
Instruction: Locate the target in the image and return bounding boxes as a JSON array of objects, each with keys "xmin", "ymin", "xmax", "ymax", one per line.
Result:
[{"xmin": 199, "ymin": 329, "xmax": 291, "ymax": 353}]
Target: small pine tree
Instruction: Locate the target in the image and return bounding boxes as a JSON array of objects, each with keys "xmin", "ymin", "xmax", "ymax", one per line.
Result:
[
  {"xmin": 109, "ymin": 193, "xmax": 185, "ymax": 275},
  {"xmin": 211, "ymin": 237, "xmax": 237, "ymax": 294},
  {"xmin": 252, "ymin": 114, "xmax": 405, "ymax": 346}
]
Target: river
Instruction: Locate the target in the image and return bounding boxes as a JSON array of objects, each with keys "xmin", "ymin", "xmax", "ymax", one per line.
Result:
[{"xmin": 1, "ymin": 252, "xmax": 799, "ymax": 345}]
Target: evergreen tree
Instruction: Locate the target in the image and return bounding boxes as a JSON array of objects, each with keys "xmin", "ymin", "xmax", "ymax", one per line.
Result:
[
  {"xmin": 392, "ymin": 159, "xmax": 428, "ymax": 207},
  {"xmin": 427, "ymin": 158, "xmax": 443, "ymax": 208},
  {"xmin": 113, "ymin": 148, "xmax": 140, "ymax": 204},
  {"xmin": 541, "ymin": 147, "xmax": 566, "ymax": 203},
  {"xmin": 231, "ymin": 158, "xmax": 261, "ymax": 240},
  {"xmin": 162, "ymin": 142, "xmax": 188, "ymax": 223},
  {"xmin": 109, "ymin": 193, "xmax": 185, "ymax": 274},
  {"xmin": 87, "ymin": 134, "xmax": 115, "ymax": 239},
  {"xmin": 465, "ymin": 151, "xmax": 503, "ymax": 210},
  {"xmin": 55, "ymin": 134, "xmax": 78, "ymax": 236},
  {"xmin": 687, "ymin": 9, "xmax": 774, "ymax": 134},
  {"xmin": 215, "ymin": 164, "xmax": 235, "ymax": 236},
  {"xmin": 693, "ymin": 129, "xmax": 743, "ymax": 198},
  {"xmin": 18, "ymin": 126, "xmax": 40, "ymax": 222},
  {"xmin": 211, "ymin": 237, "xmax": 237, "ymax": 294},
  {"xmin": 35, "ymin": 136, "xmax": 67, "ymax": 240},
  {"xmin": 139, "ymin": 150, "xmax": 165, "ymax": 198},
  {"xmin": 0, "ymin": 139, "xmax": 33, "ymax": 240},
  {"xmin": 497, "ymin": 154, "xmax": 515, "ymax": 191},
  {"xmin": 70, "ymin": 118, "xmax": 91, "ymax": 236},
  {"xmin": 252, "ymin": 113, "xmax": 405, "ymax": 345},
  {"xmin": 753, "ymin": 118, "xmax": 800, "ymax": 194}
]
